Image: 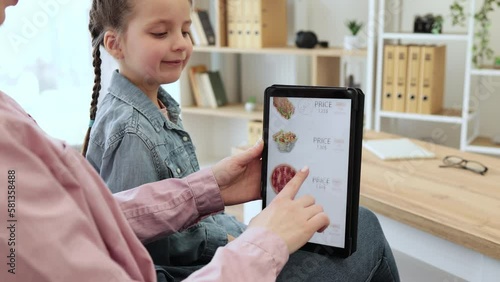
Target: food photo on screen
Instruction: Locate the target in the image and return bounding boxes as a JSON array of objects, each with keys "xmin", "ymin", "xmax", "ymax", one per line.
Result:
[
  {"xmin": 273, "ymin": 97, "xmax": 295, "ymax": 119},
  {"xmin": 272, "ymin": 130, "xmax": 298, "ymax": 153},
  {"xmin": 270, "ymin": 164, "xmax": 297, "ymax": 194}
]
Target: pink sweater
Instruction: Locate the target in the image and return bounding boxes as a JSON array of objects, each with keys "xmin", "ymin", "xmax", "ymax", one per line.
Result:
[{"xmin": 0, "ymin": 91, "xmax": 288, "ymax": 282}]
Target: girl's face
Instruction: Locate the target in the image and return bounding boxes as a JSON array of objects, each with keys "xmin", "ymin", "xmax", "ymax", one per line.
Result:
[
  {"xmin": 0, "ymin": 0, "xmax": 18, "ymax": 24},
  {"xmin": 118, "ymin": 0, "xmax": 193, "ymax": 88}
]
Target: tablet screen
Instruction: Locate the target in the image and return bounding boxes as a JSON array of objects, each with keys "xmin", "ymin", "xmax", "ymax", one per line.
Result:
[{"xmin": 264, "ymin": 96, "xmax": 352, "ymax": 248}]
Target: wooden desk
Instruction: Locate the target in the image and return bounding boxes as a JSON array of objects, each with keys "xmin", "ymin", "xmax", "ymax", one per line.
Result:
[
  {"xmin": 361, "ymin": 130, "xmax": 500, "ymax": 281},
  {"xmin": 241, "ymin": 130, "xmax": 500, "ymax": 280}
]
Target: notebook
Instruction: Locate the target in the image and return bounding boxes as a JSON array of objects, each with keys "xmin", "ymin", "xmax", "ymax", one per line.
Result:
[{"xmin": 363, "ymin": 138, "xmax": 436, "ymax": 160}]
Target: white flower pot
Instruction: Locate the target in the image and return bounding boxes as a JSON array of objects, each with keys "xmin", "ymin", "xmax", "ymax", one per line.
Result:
[
  {"xmin": 344, "ymin": 35, "xmax": 362, "ymax": 50},
  {"xmin": 245, "ymin": 102, "xmax": 256, "ymax": 112}
]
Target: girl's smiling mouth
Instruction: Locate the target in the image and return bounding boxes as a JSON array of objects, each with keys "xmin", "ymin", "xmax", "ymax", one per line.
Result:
[{"xmin": 162, "ymin": 60, "xmax": 183, "ymax": 65}]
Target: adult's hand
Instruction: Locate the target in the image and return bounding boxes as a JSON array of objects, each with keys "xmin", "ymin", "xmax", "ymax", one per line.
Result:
[
  {"xmin": 211, "ymin": 140, "xmax": 263, "ymax": 206},
  {"xmin": 247, "ymin": 167, "xmax": 330, "ymax": 254}
]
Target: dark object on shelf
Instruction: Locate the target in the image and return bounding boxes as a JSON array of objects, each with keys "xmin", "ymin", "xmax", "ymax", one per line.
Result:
[
  {"xmin": 295, "ymin": 31, "xmax": 318, "ymax": 48},
  {"xmin": 318, "ymin": 41, "xmax": 329, "ymax": 48},
  {"xmin": 414, "ymin": 14, "xmax": 442, "ymax": 34},
  {"xmin": 295, "ymin": 31, "xmax": 329, "ymax": 48}
]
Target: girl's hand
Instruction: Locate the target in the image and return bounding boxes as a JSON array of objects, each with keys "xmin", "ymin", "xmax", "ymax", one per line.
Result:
[
  {"xmin": 211, "ymin": 141, "xmax": 263, "ymax": 206},
  {"xmin": 248, "ymin": 167, "xmax": 330, "ymax": 254}
]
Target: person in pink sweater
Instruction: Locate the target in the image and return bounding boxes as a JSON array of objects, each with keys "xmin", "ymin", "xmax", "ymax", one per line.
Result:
[{"xmin": 0, "ymin": 1, "xmax": 400, "ymax": 281}]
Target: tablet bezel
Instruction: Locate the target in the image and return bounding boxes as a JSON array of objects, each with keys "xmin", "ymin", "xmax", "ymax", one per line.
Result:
[{"xmin": 260, "ymin": 84, "xmax": 364, "ymax": 258}]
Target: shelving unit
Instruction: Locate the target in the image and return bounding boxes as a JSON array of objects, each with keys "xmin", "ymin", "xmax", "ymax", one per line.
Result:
[
  {"xmin": 193, "ymin": 46, "xmax": 368, "ymax": 57},
  {"xmin": 180, "ymin": 0, "xmax": 377, "ymax": 163},
  {"xmin": 182, "ymin": 104, "xmax": 263, "ymax": 120},
  {"xmin": 378, "ymin": 109, "xmax": 476, "ymax": 124},
  {"xmin": 374, "ymin": 0, "xmax": 500, "ymax": 157},
  {"xmin": 382, "ymin": 32, "xmax": 469, "ymax": 41},
  {"xmin": 470, "ymin": 68, "xmax": 500, "ymax": 77}
]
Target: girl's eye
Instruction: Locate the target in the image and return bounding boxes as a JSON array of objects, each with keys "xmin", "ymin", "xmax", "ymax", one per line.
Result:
[
  {"xmin": 182, "ymin": 31, "xmax": 190, "ymax": 38},
  {"xmin": 151, "ymin": 32, "xmax": 168, "ymax": 38}
]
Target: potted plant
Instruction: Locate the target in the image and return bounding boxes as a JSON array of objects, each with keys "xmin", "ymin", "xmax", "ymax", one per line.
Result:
[
  {"xmin": 245, "ymin": 96, "xmax": 257, "ymax": 112},
  {"xmin": 451, "ymin": 0, "xmax": 500, "ymax": 66},
  {"xmin": 431, "ymin": 15, "xmax": 443, "ymax": 34},
  {"xmin": 344, "ymin": 20, "xmax": 364, "ymax": 50}
]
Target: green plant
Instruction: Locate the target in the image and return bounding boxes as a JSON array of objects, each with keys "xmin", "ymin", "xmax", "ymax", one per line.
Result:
[
  {"xmin": 431, "ymin": 15, "xmax": 444, "ymax": 34},
  {"xmin": 451, "ymin": 0, "xmax": 500, "ymax": 66},
  {"xmin": 246, "ymin": 96, "xmax": 256, "ymax": 104},
  {"xmin": 345, "ymin": 20, "xmax": 363, "ymax": 36}
]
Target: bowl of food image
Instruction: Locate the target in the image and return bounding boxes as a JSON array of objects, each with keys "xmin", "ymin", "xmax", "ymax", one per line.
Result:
[
  {"xmin": 273, "ymin": 97, "xmax": 295, "ymax": 120},
  {"xmin": 272, "ymin": 130, "xmax": 298, "ymax": 153},
  {"xmin": 270, "ymin": 164, "xmax": 296, "ymax": 194}
]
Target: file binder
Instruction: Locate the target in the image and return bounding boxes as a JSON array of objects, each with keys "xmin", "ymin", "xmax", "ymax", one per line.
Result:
[
  {"xmin": 418, "ymin": 45, "xmax": 446, "ymax": 114},
  {"xmin": 406, "ymin": 46, "xmax": 421, "ymax": 113},
  {"xmin": 382, "ymin": 45, "xmax": 395, "ymax": 111},
  {"xmin": 393, "ymin": 45, "xmax": 408, "ymax": 112},
  {"xmin": 254, "ymin": 0, "xmax": 287, "ymax": 48},
  {"xmin": 226, "ymin": 0, "xmax": 237, "ymax": 47}
]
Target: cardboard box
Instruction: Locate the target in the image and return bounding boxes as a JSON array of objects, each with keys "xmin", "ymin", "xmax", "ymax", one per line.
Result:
[{"xmin": 247, "ymin": 120, "xmax": 263, "ymax": 145}]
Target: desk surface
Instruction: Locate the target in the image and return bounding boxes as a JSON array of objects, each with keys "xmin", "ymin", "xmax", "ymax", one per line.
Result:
[{"xmin": 361, "ymin": 131, "xmax": 500, "ymax": 260}]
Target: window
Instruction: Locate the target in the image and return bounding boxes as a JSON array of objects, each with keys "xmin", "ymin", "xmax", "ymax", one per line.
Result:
[{"xmin": 1, "ymin": 1, "xmax": 182, "ymax": 145}]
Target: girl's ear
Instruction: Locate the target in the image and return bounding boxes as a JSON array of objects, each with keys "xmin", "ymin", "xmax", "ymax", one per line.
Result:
[{"xmin": 103, "ymin": 30, "xmax": 124, "ymax": 60}]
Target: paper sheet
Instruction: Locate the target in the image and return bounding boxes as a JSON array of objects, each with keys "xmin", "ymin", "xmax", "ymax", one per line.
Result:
[{"xmin": 363, "ymin": 138, "xmax": 436, "ymax": 160}]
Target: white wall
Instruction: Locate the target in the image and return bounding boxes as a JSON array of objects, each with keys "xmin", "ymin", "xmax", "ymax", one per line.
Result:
[
  {"xmin": 2, "ymin": 0, "xmax": 499, "ymax": 146},
  {"xmin": 0, "ymin": 0, "xmax": 183, "ymax": 146},
  {"xmin": 0, "ymin": 0, "xmax": 93, "ymax": 145}
]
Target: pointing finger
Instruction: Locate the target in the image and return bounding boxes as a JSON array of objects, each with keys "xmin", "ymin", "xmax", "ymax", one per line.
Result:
[{"xmin": 277, "ymin": 166, "xmax": 309, "ymax": 200}]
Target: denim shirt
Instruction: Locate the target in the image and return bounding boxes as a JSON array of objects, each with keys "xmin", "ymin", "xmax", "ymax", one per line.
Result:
[
  {"xmin": 86, "ymin": 71, "xmax": 245, "ymax": 269},
  {"xmin": 87, "ymin": 71, "xmax": 199, "ymax": 190}
]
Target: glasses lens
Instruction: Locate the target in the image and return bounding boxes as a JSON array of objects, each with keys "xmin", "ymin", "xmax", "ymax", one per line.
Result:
[
  {"xmin": 444, "ymin": 156, "xmax": 463, "ymax": 165},
  {"xmin": 465, "ymin": 161, "xmax": 487, "ymax": 173}
]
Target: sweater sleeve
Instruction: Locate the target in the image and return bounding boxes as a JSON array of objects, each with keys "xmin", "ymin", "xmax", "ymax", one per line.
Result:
[{"xmin": 184, "ymin": 227, "xmax": 289, "ymax": 282}]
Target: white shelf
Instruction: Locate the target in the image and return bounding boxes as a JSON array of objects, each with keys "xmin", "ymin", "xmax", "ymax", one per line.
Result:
[
  {"xmin": 465, "ymin": 136, "xmax": 500, "ymax": 156},
  {"xmin": 465, "ymin": 145, "xmax": 500, "ymax": 156},
  {"xmin": 378, "ymin": 111, "xmax": 464, "ymax": 124},
  {"xmin": 193, "ymin": 46, "xmax": 367, "ymax": 57},
  {"xmin": 181, "ymin": 104, "xmax": 263, "ymax": 121},
  {"xmin": 382, "ymin": 33, "xmax": 469, "ymax": 42},
  {"xmin": 470, "ymin": 68, "xmax": 500, "ymax": 77},
  {"xmin": 373, "ymin": 0, "xmax": 498, "ymax": 155}
]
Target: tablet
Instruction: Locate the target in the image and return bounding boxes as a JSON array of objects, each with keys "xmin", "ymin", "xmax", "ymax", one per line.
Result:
[{"xmin": 261, "ymin": 84, "xmax": 364, "ymax": 258}]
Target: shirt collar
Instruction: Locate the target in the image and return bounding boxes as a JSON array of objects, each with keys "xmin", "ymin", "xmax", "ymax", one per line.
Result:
[{"xmin": 108, "ymin": 70, "xmax": 181, "ymax": 132}]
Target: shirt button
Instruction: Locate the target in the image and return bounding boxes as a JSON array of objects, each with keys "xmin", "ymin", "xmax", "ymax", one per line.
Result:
[
  {"xmin": 183, "ymin": 136, "xmax": 189, "ymax": 142},
  {"xmin": 176, "ymin": 168, "xmax": 181, "ymax": 174}
]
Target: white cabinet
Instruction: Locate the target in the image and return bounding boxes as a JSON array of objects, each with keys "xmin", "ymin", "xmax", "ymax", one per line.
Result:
[{"xmin": 374, "ymin": 0, "xmax": 500, "ymax": 156}]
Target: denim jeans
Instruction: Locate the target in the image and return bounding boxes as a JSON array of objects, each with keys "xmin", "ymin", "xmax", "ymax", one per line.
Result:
[
  {"xmin": 156, "ymin": 207, "xmax": 400, "ymax": 282},
  {"xmin": 277, "ymin": 207, "xmax": 400, "ymax": 282}
]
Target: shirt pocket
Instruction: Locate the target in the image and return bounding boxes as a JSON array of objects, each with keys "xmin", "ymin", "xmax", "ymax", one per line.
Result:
[{"xmin": 163, "ymin": 146, "xmax": 194, "ymax": 178}]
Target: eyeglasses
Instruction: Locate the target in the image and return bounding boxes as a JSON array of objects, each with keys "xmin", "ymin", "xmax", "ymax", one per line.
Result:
[{"xmin": 439, "ymin": 155, "xmax": 488, "ymax": 175}]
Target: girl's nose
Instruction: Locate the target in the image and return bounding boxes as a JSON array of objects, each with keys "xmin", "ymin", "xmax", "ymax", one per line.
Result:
[{"xmin": 172, "ymin": 32, "xmax": 190, "ymax": 52}]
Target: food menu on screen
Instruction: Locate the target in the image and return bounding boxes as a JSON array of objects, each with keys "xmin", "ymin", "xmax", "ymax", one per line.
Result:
[{"xmin": 266, "ymin": 96, "xmax": 352, "ymax": 248}]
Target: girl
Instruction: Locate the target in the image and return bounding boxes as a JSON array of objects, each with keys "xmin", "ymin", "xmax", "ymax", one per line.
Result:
[{"xmin": 82, "ymin": 0, "xmax": 245, "ymax": 277}]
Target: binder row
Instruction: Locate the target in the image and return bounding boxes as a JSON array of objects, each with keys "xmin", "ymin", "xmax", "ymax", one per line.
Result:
[
  {"xmin": 382, "ymin": 44, "xmax": 446, "ymax": 115},
  {"xmin": 226, "ymin": 0, "xmax": 287, "ymax": 48}
]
